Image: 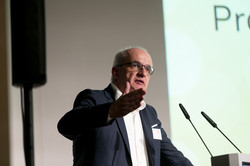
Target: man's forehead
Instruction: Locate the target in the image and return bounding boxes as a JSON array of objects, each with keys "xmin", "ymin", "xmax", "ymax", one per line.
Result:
[{"xmin": 125, "ymin": 49, "xmax": 152, "ymax": 65}]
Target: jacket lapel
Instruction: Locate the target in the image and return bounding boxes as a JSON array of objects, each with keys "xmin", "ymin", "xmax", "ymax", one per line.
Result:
[
  {"xmin": 140, "ymin": 108, "xmax": 156, "ymax": 166},
  {"xmin": 116, "ymin": 118, "xmax": 131, "ymax": 155}
]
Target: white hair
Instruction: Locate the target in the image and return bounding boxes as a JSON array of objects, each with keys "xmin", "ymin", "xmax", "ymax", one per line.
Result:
[{"xmin": 112, "ymin": 46, "xmax": 149, "ymax": 67}]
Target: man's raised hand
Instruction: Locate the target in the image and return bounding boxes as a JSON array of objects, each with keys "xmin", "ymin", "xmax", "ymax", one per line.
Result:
[{"xmin": 109, "ymin": 82, "xmax": 146, "ymax": 118}]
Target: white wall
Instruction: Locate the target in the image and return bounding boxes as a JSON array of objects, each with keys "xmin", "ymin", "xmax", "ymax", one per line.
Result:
[{"xmin": 7, "ymin": 0, "xmax": 169, "ymax": 165}]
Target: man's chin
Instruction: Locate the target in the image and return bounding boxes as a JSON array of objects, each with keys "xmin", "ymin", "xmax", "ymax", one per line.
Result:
[{"xmin": 131, "ymin": 85, "xmax": 146, "ymax": 91}]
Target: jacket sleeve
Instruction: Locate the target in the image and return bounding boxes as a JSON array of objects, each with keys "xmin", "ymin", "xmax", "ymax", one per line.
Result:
[{"xmin": 57, "ymin": 89, "xmax": 112, "ymax": 140}]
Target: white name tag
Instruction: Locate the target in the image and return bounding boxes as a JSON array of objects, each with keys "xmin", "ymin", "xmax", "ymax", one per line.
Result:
[{"xmin": 152, "ymin": 128, "xmax": 162, "ymax": 140}]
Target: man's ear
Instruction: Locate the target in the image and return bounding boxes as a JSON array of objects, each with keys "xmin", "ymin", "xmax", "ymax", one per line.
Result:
[{"xmin": 112, "ymin": 67, "xmax": 119, "ymax": 80}]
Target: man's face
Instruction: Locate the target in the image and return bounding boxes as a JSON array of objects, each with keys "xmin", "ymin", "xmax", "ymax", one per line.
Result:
[{"xmin": 112, "ymin": 48, "xmax": 153, "ymax": 92}]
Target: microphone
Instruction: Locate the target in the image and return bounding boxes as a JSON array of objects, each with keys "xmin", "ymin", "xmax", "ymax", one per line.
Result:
[
  {"xmin": 201, "ymin": 111, "xmax": 242, "ymax": 153},
  {"xmin": 179, "ymin": 103, "xmax": 190, "ymax": 119},
  {"xmin": 179, "ymin": 103, "xmax": 213, "ymax": 157}
]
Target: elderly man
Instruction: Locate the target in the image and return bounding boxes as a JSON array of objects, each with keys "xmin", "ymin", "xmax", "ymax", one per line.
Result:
[{"xmin": 57, "ymin": 47, "xmax": 193, "ymax": 166}]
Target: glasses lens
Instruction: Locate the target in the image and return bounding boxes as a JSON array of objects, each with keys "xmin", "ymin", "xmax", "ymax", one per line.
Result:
[
  {"xmin": 144, "ymin": 66, "xmax": 151, "ymax": 74},
  {"xmin": 118, "ymin": 62, "xmax": 154, "ymax": 75},
  {"xmin": 137, "ymin": 63, "xmax": 153, "ymax": 75}
]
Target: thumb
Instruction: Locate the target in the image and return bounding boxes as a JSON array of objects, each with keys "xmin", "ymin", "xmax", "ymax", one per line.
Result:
[{"xmin": 122, "ymin": 82, "xmax": 130, "ymax": 96}]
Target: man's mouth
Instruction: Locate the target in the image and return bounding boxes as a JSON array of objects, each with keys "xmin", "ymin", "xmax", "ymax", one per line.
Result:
[{"xmin": 135, "ymin": 79, "xmax": 144, "ymax": 85}]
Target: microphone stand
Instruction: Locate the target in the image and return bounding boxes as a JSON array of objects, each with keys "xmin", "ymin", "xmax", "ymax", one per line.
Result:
[
  {"xmin": 22, "ymin": 84, "xmax": 35, "ymax": 166},
  {"xmin": 201, "ymin": 111, "xmax": 242, "ymax": 154},
  {"xmin": 179, "ymin": 104, "xmax": 213, "ymax": 157},
  {"xmin": 187, "ymin": 118, "xmax": 213, "ymax": 157}
]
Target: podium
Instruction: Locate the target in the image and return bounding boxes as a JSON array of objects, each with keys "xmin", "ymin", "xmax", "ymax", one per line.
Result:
[{"xmin": 212, "ymin": 153, "xmax": 250, "ymax": 166}]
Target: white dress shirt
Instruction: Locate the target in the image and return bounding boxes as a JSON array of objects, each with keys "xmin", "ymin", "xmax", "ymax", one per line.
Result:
[{"xmin": 111, "ymin": 83, "xmax": 149, "ymax": 166}]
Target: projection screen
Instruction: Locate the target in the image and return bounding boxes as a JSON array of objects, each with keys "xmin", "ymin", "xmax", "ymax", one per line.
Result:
[{"xmin": 163, "ymin": 0, "xmax": 250, "ymax": 165}]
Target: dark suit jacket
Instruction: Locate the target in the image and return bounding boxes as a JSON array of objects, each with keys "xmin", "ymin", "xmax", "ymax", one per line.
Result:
[{"xmin": 58, "ymin": 84, "xmax": 193, "ymax": 166}]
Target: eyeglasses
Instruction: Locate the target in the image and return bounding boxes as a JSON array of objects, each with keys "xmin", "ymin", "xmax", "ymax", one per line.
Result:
[{"xmin": 117, "ymin": 61, "xmax": 154, "ymax": 75}]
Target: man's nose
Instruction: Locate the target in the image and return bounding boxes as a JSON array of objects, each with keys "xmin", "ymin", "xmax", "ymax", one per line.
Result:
[{"xmin": 137, "ymin": 67, "xmax": 147, "ymax": 76}]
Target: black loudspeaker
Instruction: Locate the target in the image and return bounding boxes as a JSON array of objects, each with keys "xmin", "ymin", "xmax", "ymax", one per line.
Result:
[{"xmin": 11, "ymin": 0, "xmax": 46, "ymax": 87}]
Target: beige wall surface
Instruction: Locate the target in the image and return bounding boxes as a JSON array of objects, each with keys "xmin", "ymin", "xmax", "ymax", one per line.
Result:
[{"xmin": 6, "ymin": 0, "xmax": 169, "ymax": 165}]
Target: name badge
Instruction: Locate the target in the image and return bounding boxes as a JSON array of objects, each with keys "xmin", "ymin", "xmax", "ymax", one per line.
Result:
[{"xmin": 152, "ymin": 125, "xmax": 162, "ymax": 140}]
